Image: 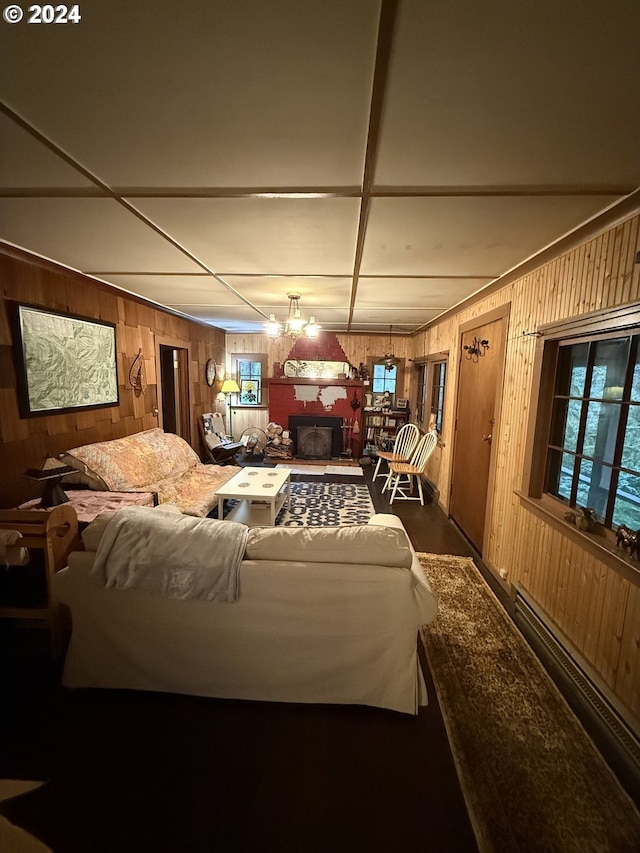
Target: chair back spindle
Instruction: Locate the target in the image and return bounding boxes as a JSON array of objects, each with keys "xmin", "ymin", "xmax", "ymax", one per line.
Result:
[
  {"xmin": 388, "ymin": 430, "xmax": 438, "ymax": 505},
  {"xmin": 372, "ymin": 422, "xmax": 420, "ymax": 482}
]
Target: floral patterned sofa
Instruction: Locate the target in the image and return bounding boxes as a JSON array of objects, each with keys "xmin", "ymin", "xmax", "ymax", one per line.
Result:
[{"xmin": 61, "ymin": 428, "xmax": 241, "ymax": 517}]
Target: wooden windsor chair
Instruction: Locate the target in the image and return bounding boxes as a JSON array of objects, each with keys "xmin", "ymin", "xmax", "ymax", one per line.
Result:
[
  {"xmin": 387, "ymin": 430, "xmax": 438, "ymax": 505},
  {"xmin": 372, "ymin": 421, "xmax": 420, "ymax": 484}
]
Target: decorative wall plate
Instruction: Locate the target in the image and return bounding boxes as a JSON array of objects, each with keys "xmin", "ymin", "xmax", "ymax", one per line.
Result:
[
  {"xmin": 129, "ymin": 348, "xmax": 146, "ymax": 396},
  {"xmin": 206, "ymin": 358, "xmax": 217, "ymax": 386}
]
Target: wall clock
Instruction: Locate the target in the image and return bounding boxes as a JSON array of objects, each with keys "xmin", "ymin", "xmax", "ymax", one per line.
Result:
[{"xmin": 206, "ymin": 358, "xmax": 217, "ymax": 386}]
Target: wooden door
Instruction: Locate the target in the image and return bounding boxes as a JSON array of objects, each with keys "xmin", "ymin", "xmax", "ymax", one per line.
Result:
[{"xmin": 450, "ymin": 313, "xmax": 507, "ymax": 553}]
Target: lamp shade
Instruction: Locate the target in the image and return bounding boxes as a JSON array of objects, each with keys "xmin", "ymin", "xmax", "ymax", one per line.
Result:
[{"xmin": 221, "ymin": 379, "xmax": 240, "ymax": 394}]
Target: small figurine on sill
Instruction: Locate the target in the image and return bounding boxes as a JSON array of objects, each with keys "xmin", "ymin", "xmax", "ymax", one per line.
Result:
[
  {"xmin": 563, "ymin": 506, "xmax": 597, "ymax": 532},
  {"xmin": 615, "ymin": 524, "xmax": 640, "ymax": 559}
]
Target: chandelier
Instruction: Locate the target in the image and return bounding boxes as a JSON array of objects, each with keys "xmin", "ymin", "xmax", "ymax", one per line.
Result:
[{"xmin": 265, "ymin": 293, "xmax": 321, "ymax": 340}]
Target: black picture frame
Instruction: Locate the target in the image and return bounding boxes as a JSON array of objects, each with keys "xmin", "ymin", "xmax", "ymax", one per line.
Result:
[{"xmin": 14, "ymin": 303, "xmax": 119, "ymax": 417}]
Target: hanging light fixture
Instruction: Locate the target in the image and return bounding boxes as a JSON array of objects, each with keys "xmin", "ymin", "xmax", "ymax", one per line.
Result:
[
  {"xmin": 382, "ymin": 325, "xmax": 398, "ymax": 371},
  {"xmin": 265, "ymin": 293, "xmax": 322, "ymax": 340}
]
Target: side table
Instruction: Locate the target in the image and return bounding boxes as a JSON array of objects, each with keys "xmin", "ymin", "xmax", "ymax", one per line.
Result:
[{"xmin": 0, "ymin": 504, "xmax": 80, "ymax": 656}]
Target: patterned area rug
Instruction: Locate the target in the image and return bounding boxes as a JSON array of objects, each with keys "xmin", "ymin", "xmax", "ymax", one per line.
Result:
[
  {"xmin": 221, "ymin": 482, "xmax": 375, "ymax": 527},
  {"xmin": 418, "ymin": 553, "xmax": 640, "ymax": 853},
  {"xmin": 275, "ymin": 482, "xmax": 373, "ymax": 526}
]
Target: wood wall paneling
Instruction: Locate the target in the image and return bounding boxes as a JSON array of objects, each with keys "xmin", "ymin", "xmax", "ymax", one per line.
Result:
[
  {"xmin": 0, "ymin": 245, "xmax": 226, "ymax": 508},
  {"xmin": 419, "ymin": 211, "xmax": 640, "ymax": 724}
]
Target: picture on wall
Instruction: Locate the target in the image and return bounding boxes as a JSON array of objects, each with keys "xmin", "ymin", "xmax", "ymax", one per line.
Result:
[
  {"xmin": 15, "ymin": 303, "xmax": 119, "ymax": 417},
  {"xmin": 239, "ymin": 379, "xmax": 260, "ymax": 405}
]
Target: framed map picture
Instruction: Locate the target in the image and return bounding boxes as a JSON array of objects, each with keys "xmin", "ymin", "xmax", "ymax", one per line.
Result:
[{"xmin": 15, "ymin": 304, "xmax": 119, "ymax": 417}]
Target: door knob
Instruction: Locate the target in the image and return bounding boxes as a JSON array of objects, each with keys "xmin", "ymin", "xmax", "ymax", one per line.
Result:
[{"xmin": 482, "ymin": 433, "xmax": 492, "ymax": 443}]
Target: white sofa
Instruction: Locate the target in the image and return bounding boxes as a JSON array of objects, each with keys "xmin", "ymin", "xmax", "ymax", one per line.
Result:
[{"xmin": 53, "ymin": 509, "xmax": 438, "ymax": 715}]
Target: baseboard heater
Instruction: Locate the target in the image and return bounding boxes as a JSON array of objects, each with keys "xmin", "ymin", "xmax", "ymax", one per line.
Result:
[{"xmin": 513, "ymin": 586, "xmax": 640, "ymax": 789}]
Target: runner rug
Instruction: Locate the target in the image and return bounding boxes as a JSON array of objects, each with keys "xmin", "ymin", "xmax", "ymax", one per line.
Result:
[{"xmin": 417, "ymin": 552, "xmax": 640, "ymax": 853}]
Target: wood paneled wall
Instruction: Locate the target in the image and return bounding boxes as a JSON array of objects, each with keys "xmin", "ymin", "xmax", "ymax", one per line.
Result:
[
  {"xmin": 415, "ymin": 210, "xmax": 640, "ymax": 724},
  {"xmin": 0, "ymin": 245, "xmax": 226, "ymax": 509}
]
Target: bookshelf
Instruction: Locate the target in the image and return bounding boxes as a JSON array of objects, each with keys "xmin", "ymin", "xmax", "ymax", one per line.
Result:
[{"xmin": 363, "ymin": 407, "xmax": 410, "ymax": 454}]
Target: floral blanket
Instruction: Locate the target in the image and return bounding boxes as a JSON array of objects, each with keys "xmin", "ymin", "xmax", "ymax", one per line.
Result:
[{"xmin": 65, "ymin": 428, "xmax": 240, "ymax": 517}]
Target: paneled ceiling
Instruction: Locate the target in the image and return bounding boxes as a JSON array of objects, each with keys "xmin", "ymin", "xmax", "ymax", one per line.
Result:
[{"xmin": 1, "ymin": 0, "xmax": 638, "ymax": 334}]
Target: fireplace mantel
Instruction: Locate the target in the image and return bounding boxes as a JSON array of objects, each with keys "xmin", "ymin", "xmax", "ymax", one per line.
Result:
[{"xmin": 269, "ymin": 378, "xmax": 363, "ymax": 386}]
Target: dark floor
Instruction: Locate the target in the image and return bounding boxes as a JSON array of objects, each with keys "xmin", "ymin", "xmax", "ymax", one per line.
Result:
[{"xmin": 0, "ymin": 462, "xmax": 482, "ymax": 852}]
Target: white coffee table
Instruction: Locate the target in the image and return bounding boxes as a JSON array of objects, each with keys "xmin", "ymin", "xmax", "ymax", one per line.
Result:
[{"xmin": 214, "ymin": 466, "xmax": 291, "ymax": 527}]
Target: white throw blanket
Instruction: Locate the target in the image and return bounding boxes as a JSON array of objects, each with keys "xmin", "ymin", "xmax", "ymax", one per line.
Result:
[{"xmin": 89, "ymin": 506, "xmax": 248, "ymax": 602}]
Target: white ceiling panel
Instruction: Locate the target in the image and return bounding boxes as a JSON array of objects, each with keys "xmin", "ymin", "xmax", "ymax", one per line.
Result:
[
  {"xmin": 130, "ymin": 198, "xmax": 361, "ymax": 275},
  {"xmin": 0, "ymin": 199, "xmax": 202, "ymax": 273},
  {"xmin": 375, "ymin": 0, "xmax": 640, "ymax": 188},
  {"xmin": 351, "ymin": 307, "xmax": 441, "ymax": 328},
  {"xmin": 355, "ymin": 277, "xmax": 493, "ymax": 308},
  {"xmin": 360, "ymin": 196, "xmax": 619, "ymax": 277},
  {"xmin": 224, "ymin": 276, "xmax": 353, "ymax": 307},
  {"xmin": 0, "ymin": 0, "xmax": 379, "ymax": 188},
  {"xmin": 98, "ymin": 275, "xmax": 237, "ymax": 306},
  {"xmin": 170, "ymin": 303, "xmax": 275, "ymax": 333},
  {"xmin": 255, "ymin": 305, "xmax": 350, "ymax": 325},
  {"xmin": 0, "ymin": 1, "xmax": 637, "ymax": 335},
  {"xmin": 0, "ymin": 115, "xmax": 95, "ymax": 189}
]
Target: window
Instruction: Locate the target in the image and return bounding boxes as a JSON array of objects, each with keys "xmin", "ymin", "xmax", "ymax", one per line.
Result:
[
  {"xmin": 545, "ymin": 333, "xmax": 640, "ymax": 530},
  {"xmin": 232, "ymin": 353, "xmax": 267, "ymax": 406},
  {"xmin": 415, "ymin": 357, "xmax": 447, "ymax": 432},
  {"xmin": 430, "ymin": 361, "xmax": 447, "ymax": 434},
  {"xmin": 372, "ymin": 362, "xmax": 397, "ymax": 396}
]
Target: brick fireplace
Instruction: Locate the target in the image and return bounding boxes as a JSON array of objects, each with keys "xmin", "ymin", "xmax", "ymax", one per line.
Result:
[{"xmin": 268, "ymin": 333, "xmax": 364, "ymax": 458}]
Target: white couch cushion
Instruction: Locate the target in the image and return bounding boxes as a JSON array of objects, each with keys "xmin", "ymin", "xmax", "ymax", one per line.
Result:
[{"xmin": 245, "ymin": 524, "xmax": 412, "ymax": 568}]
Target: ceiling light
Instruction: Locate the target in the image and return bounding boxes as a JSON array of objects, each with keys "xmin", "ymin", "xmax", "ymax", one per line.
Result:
[
  {"xmin": 265, "ymin": 293, "xmax": 322, "ymax": 340},
  {"xmin": 382, "ymin": 325, "xmax": 398, "ymax": 371}
]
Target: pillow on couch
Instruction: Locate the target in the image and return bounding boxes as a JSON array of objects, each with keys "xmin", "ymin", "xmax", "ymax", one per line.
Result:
[
  {"xmin": 60, "ymin": 455, "xmax": 109, "ymax": 491},
  {"xmin": 245, "ymin": 525, "xmax": 412, "ymax": 568}
]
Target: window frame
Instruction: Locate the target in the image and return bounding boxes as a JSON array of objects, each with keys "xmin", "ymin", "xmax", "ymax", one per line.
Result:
[
  {"xmin": 429, "ymin": 359, "xmax": 447, "ymax": 434},
  {"xmin": 414, "ymin": 353, "xmax": 448, "ymax": 434},
  {"xmin": 230, "ymin": 353, "xmax": 268, "ymax": 408},
  {"xmin": 521, "ymin": 302, "xmax": 640, "ymax": 583},
  {"xmin": 368, "ymin": 357, "xmax": 405, "ymax": 404}
]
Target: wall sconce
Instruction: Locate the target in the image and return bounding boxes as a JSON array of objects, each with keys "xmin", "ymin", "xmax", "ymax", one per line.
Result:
[{"xmin": 463, "ymin": 337, "xmax": 490, "ymax": 362}]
